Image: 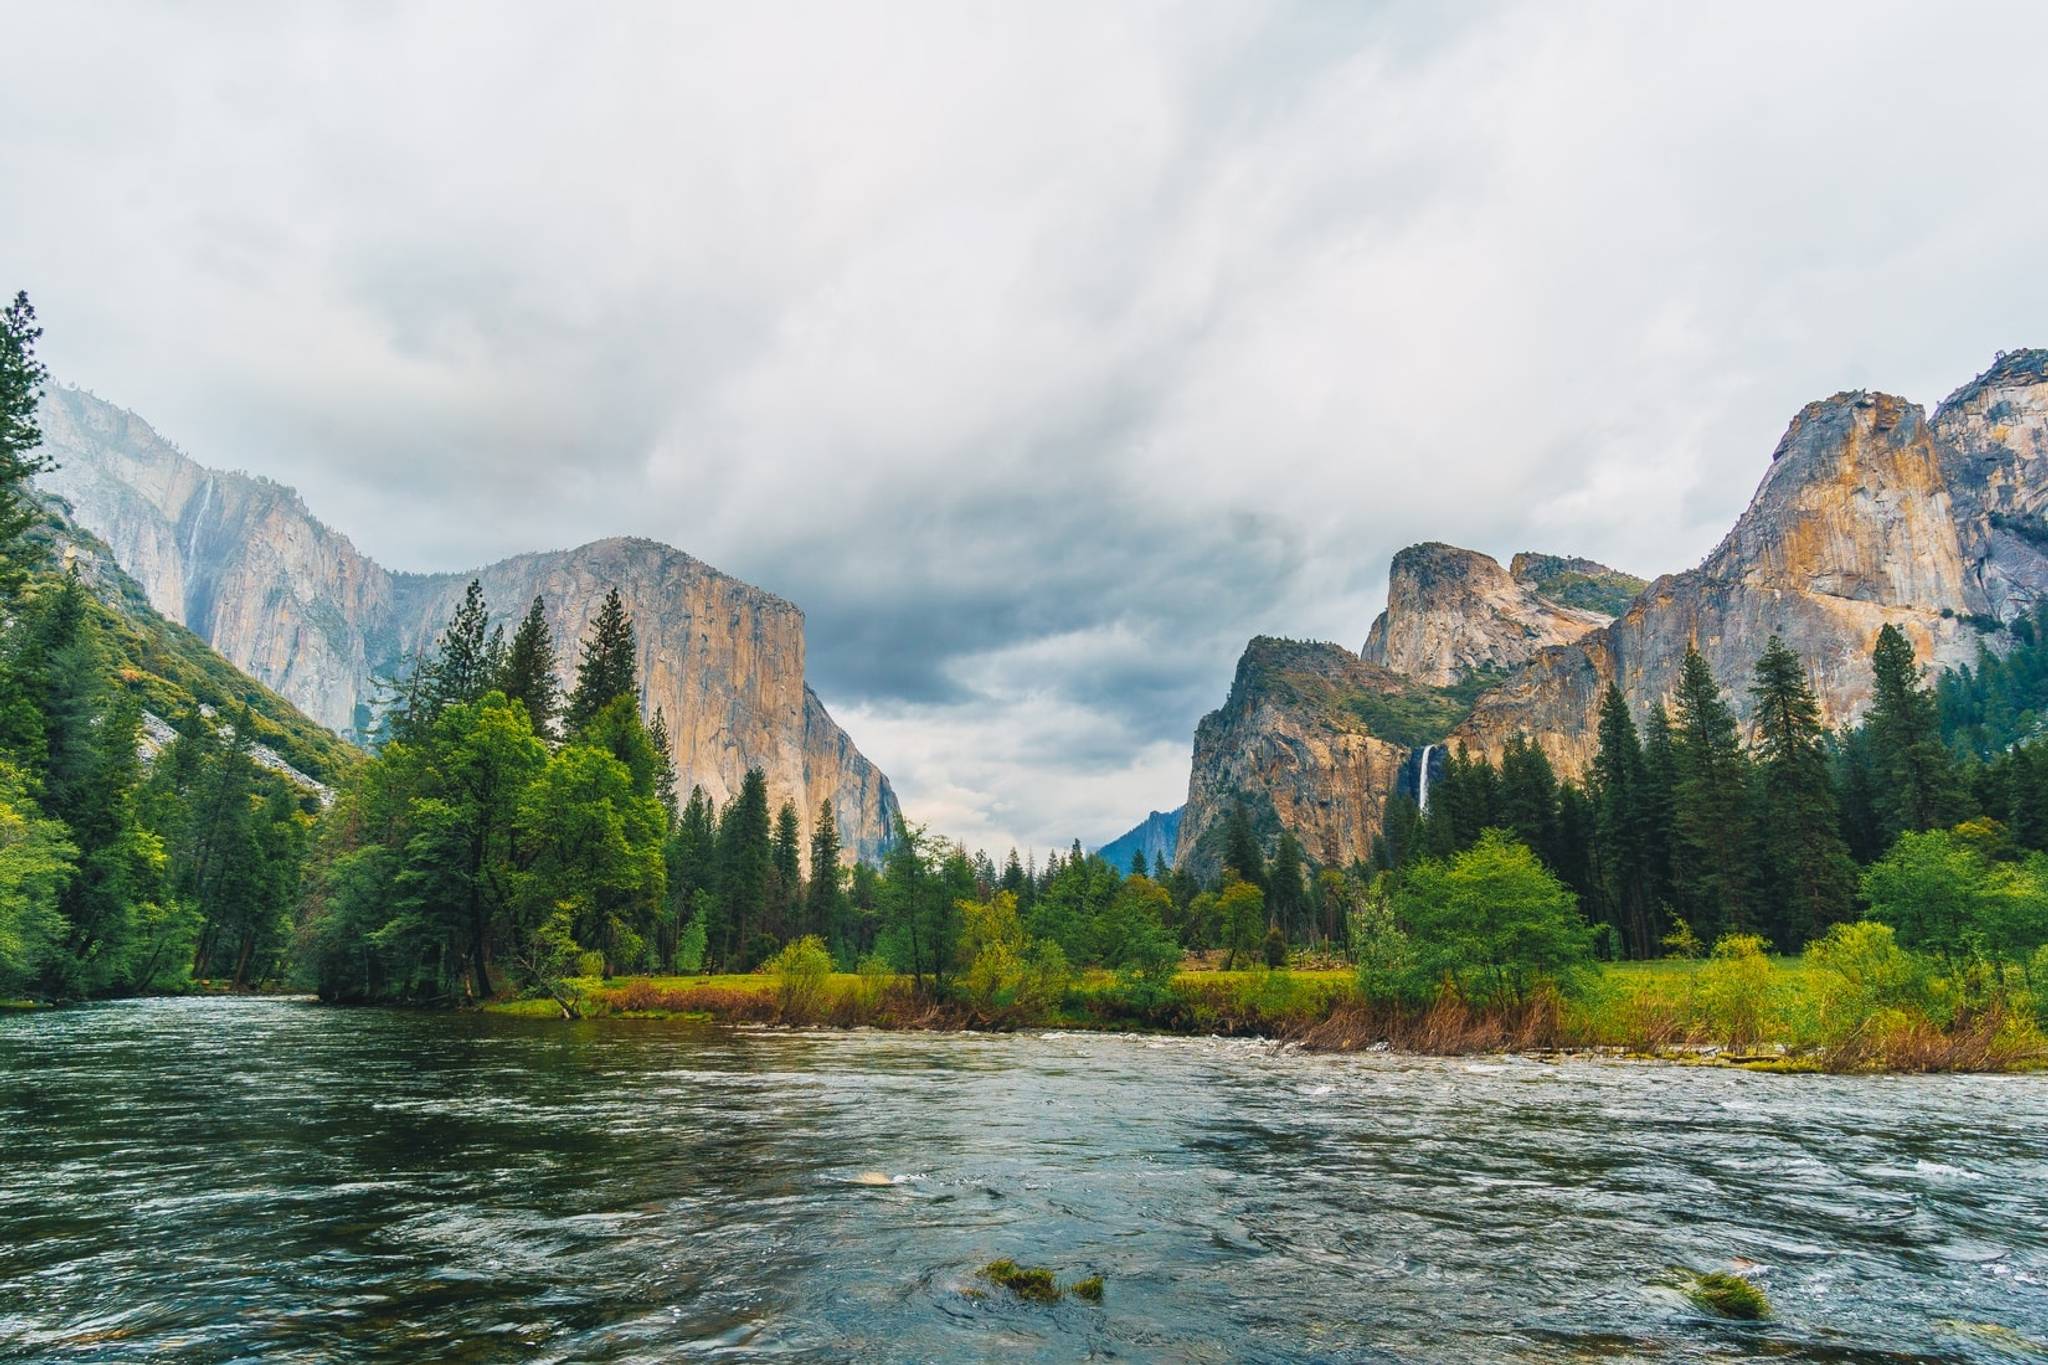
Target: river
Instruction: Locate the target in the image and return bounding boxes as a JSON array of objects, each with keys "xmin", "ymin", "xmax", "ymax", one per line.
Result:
[{"xmin": 2, "ymin": 999, "xmax": 2044, "ymax": 1362}]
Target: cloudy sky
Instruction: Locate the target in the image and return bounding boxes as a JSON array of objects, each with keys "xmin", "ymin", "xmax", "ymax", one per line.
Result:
[{"xmin": 6, "ymin": 2, "xmax": 2048, "ymax": 856}]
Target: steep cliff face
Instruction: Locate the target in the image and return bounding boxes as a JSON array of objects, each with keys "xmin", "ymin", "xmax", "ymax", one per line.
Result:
[
  {"xmin": 1176, "ymin": 638, "xmax": 1412, "ymax": 878},
  {"xmin": 1360, "ymin": 542, "xmax": 1624, "ymax": 686},
  {"xmin": 1934, "ymin": 349, "xmax": 2048, "ymax": 622},
  {"xmin": 35, "ymin": 387, "xmax": 899, "ymax": 865},
  {"xmin": 1454, "ymin": 386, "xmax": 2001, "ymax": 773}
]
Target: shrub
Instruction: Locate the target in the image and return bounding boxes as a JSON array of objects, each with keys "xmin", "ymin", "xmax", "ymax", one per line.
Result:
[
  {"xmin": 1695, "ymin": 934, "xmax": 1776, "ymax": 1050},
  {"xmin": 575, "ymin": 949, "xmax": 606, "ymax": 980},
  {"xmin": 768, "ymin": 934, "xmax": 833, "ymax": 1022},
  {"xmin": 1394, "ymin": 831, "xmax": 1594, "ymax": 1008},
  {"xmin": 1804, "ymin": 921, "xmax": 1929, "ymax": 1042},
  {"xmin": 1261, "ymin": 925, "xmax": 1287, "ymax": 968},
  {"xmin": 674, "ymin": 913, "xmax": 707, "ymax": 974}
]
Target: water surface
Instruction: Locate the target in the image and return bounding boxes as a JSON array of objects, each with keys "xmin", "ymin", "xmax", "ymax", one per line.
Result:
[{"xmin": 2, "ymin": 999, "xmax": 2045, "ymax": 1361}]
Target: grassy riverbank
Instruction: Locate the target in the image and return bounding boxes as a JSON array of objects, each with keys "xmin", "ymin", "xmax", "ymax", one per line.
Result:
[{"xmin": 482, "ymin": 951, "xmax": 2048, "ymax": 1074}]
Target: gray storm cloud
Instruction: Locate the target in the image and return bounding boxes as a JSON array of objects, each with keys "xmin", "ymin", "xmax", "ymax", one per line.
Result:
[{"xmin": 5, "ymin": 1, "xmax": 2047, "ymax": 855}]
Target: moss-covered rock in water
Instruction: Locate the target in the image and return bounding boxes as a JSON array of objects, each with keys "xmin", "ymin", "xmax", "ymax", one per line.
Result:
[
  {"xmin": 1069, "ymin": 1275, "xmax": 1104, "ymax": 1304},
  {"xmin": 977, "ymin": 1259, "xmax": 1061, "ymax": 1304},
  {"xmin": 1672, "ymin": 1269, "xmax": 1770, "ymax": 1320}
]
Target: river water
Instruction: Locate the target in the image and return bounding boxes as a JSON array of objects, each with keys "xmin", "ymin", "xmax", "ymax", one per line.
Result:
[{"xmin": 2, "ymin": 999, "xmax": 2045, "ymax": 1363}]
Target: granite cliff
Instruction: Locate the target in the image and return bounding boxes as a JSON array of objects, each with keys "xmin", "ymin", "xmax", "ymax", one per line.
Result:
[
  {"xmin": 1176, "ymin": 350, "xmax": 2044, "ymax": 872},
  {"xmin": 1176, "ymin": 638, "xmax": 1414, "ymax": 879},
  {"xmin": 35, "ymin": 387, "xmax": 899, "ymax": 865},
  {"xmin": 1360, "ymin": 542, "xmax": 1634, "ymax": 686}
]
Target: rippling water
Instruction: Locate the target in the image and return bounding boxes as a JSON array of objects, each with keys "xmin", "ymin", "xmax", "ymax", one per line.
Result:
[{"xmin": 2, "ymin": 1000, "xmax": 2046, "ymax": 1362}]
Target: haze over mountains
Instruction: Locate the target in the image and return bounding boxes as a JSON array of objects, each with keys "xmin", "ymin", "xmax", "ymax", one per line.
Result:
[{"xmin": 37, "ymin": 387, "xmax": 899, "ymax": 865}]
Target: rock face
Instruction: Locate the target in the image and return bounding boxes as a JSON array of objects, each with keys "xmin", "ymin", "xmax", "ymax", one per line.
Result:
[
  {"xmin": 1454, "ymin": 379, "xmax": 2020, "ymax": 774},
  {"xmin": 35, "ymin": 387, "xmax": 899, "ymax": 865},
  {"xmin": 1096, "ymin": 807, "xmax": 1182, "ymax": 871},
  {"xmin": 1176, "ymin": 351, "xmax": 2045, "ymax": 872},
  {"xmin": 1361, "ymin": 542, "xmax": 1624, "ymax": 686},
  {"xmin": 1175, "ymin": 638, "xmax": 1412, "ymax": 878}
]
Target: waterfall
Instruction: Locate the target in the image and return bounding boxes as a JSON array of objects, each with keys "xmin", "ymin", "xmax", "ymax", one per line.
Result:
[
  {"xmin": 1417, "ymin": 743, "xmax": 1437, "ymax": 815},
  {"xmin": 183, "ymin": 478, "xmax": 214, "ymax": 563}
]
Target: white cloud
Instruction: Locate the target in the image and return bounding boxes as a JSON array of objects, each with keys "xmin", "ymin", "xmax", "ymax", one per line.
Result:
[{"xmin": 5, "ymin": 1, "xmax": 2046, "ymax": 851}]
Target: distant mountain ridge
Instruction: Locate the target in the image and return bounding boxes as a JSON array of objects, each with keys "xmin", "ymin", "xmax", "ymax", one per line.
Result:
[
  {"xmin": 35, "ymin": 386, "xmax": 899, "ymax": 865},
  {"xmin": 1096, "ymin": 807, "xmax": 1182, "ymax": 872}
]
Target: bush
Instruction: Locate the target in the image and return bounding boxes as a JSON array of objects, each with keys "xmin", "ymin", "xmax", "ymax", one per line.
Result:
[
  {"xmin": 1696, "ymin": 934, "xmax": 1776, "ymax": 1050},
  {"xmin": 1393, "ymin": 830, "xmax": 1593, "ymax": 1008},
  {"xmin": 1804, "ymin": 921, "xmax": 1930, "ymax": 1041},
  {"xmin": 674, "ymin": 913, "xmax": 707, "ymax": 974},
  {"xmin": 575, "ymin": 949, "xmax": 606, "ymax": 980},
  {"xmin": 768, "ymin": 934, "xmax": 833, "ymax": 1022},
  {"xmin": 1261, "ymin": 925, "xmax": 1287, "ymax": 968}
]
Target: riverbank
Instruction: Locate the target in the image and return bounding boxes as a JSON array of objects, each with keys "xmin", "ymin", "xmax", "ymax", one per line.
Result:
[{"xmin": 480, "ymin": 956, "xmax": 2048, "ymax": 1074}]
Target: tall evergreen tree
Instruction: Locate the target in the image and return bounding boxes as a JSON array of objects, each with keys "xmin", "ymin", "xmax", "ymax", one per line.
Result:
[
  {"xmin": 1222, "ymin": 800, "xmax": 1266, "ymax": 888},
  {"xmin": 496, "ymin": 595, "xmax": 560, "ymax": 741},
  {"xmin": 1867, "ymin": 624, "xmax": 1964, "ymax": 840},
  {"xmin": 1499, "ymin": 734, "xmax": 1561, "ymax": 869},
  {"xmin": 769, "ymin": 799, "xmax": 803, "ymax": 938},
  {"xmin": 1667, "ymin": 646, "xmax": 1754, "ymax": 941},
  {"xmin": 648, "ymin": 707, "xmax": 679, "ymax": 826},
  {"xmin": 0, "ymin": 291, "xmax": 53, "ymax": 585},
  {"xmin": 805, "ymin": 799, "xmax": 844, "ymax": 944},
  {"xmin": 716, "ymin": 768, "xmax": 773, "ymax": 967},
  {"xmin": 1591, "ymin": 683, "xmax": 1653, "ymax": 957},
  {"xmin": 425, "ymin": 580, "xmax": 496, "ymax": 712},
  {"xmin": 1748, "ymin": 636, "xmax": 1858, "ymax": 946},
  {"xmin": 566, "ymin": 587, "xmax": 638, "ymax": 734},
  {"xmin": 1268, "ymin": 830, "xmax": 1307, "ymax": 939}
]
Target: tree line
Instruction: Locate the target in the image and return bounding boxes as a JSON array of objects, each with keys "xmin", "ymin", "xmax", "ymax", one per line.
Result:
[{"xmin": 0, "ymin": 292, "xmax": 316, "ymax": 1000}]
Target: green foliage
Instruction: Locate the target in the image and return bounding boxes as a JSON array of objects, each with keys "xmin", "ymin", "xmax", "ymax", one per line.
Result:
[
  {"xmin": 674, "ymin": 910, "xmax": 707, "ymax": 974},
  {"xmin": 1217, "ymin": 879, "xmax": 1265, "ymax": 970},
  {"xmin": 1514, "ymin": 555, "xmax": 1647, "ymax": 616},
  {"xmin": 1695, "ymin": 934, "xmax": 1776, "ymax": 1050},
  {"xmin": 1862, "ymin": 827, "xmax": 2048, "ymax": 965},
  {"xmin": 0, "ymin": 758, "xmax": 75, "ymax": 996},
  {"xmin": 1392, "ymin": 830, "xmax": 1593, "ymax": 1008},
  {"xmin": 1343, "ymin": 667, "xmax": 1507, "ymax": 749},
  {"xmin": 565, "ymin": 586, "xmax": 637, "ymax": 735},
  {"xmin": 768, "ymin": 933, "xmax": 833, "ymax": 1021},
  {"xmin": 495, "ymin": 595, "xmax": 560, "ymax": 741}
]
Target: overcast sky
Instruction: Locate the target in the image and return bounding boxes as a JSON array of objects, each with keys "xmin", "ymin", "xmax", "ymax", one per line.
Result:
[{"xmin": 6, "ymin": 2, "xmax": 2048, "ymax": 857}]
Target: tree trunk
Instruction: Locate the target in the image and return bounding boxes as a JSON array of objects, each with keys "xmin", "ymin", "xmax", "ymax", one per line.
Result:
[{"xmin": 232, "ymin": 930, "xmax": 255, "ymax": 990}]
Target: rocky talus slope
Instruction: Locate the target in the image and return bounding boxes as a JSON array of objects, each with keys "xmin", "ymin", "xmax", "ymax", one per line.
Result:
[{"xmin": 35, "ymin": 387, "xmax": 899, "ymax": 864}]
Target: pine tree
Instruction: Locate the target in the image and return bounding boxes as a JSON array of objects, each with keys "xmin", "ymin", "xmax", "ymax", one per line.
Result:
[
  {"xmin": 1867, "ymin": 624, "xmax": 1964, "ymax": 839},
  {"xmin": 425, "ymin": 580, "xmax": 496, "ymax": 713},
  {"xmin": 497, "ymin": 595, "xmax": 560, "ymax": 740},
  {"xmin": 1749, "ymin": 636, "xmax": 1858, "ymax": 946},
  {"xmin": 1222, "ymin": 801, "xmax": 1265, "ymax": 888},
  {"xmin": 806, "ymin": 799, "xmax": 844, "ymax": 944},
  {"xmin": 1591, "ymin": 683, "xmax": 1653, "ymax": 957},
  {"xmin": 1499, "ymin": 734, "xmax": 1561, "ymax": 869},
  {"xmin": 668, "ymin": 785, "xmax": 719, "ymax": 969},
  {"xmin": 648, "ymin": 707, "xmax": 679, "ymax": 826},
  {"xmin": 769, "ymin": 799, "xmax": 802, "ymax": 937},
  {"xmin": 566, "ymin": 587, "xmax": 637, "ymax": 734},
  {"xmin": 1152, "ymin": 851, "xmax": 1170, "ymax": 883},
  {"xmin": 0, "ymin": 291, "xmax": 54, "ymax": 582},
  {"xmin": 1639, "ymin": 702, "xmax": 1679, "ymax": 916},
  {"xmin": 716, "ymin": 768, "xmax": 772, "ymax": 968},
  {"xmin": 1268, "ymin": 830, "xmax": 1307, "ymax": 939},
  {"xmin": 1668, "ymin": 646, "xmax": 1754, "ymax": 942}
]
